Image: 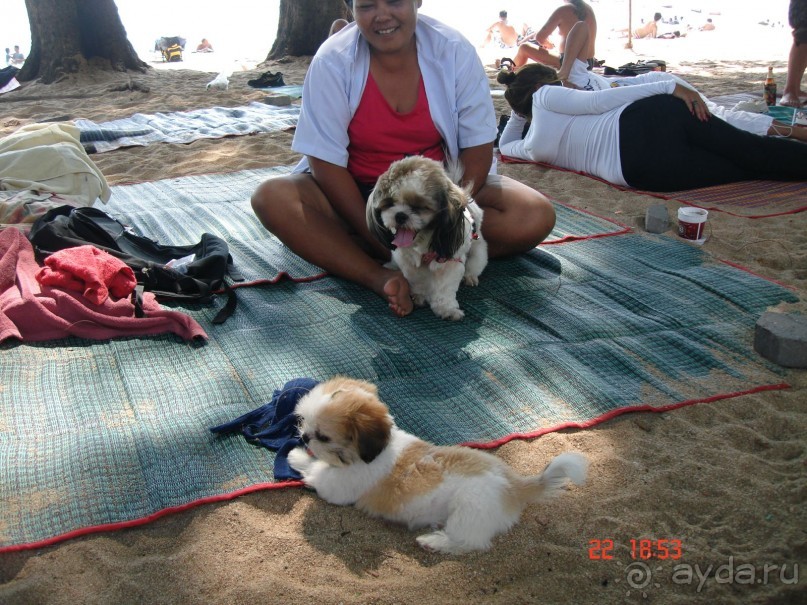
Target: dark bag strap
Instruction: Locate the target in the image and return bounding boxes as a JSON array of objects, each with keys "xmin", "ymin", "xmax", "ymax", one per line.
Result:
[
  {"xmin": 227, "ymin": 261, "xmax": 244, "ymax": 282},
  {"xmin": 132, "ymin": 285, "xmax": 145, "ymax": 318},
  {"xmin": 212, "ymin": 282, "xmax": 237, "ymax": 325}
]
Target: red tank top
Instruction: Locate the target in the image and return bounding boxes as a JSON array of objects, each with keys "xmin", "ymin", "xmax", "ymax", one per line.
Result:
[{"xmin": 347, "ymin": 72, "xmax": 446, "ymax": 185}]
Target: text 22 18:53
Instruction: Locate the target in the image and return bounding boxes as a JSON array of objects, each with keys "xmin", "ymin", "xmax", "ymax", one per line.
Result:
[{"xmin": 588, "ymin": 539, "xmax": 683, "ymax": 560}]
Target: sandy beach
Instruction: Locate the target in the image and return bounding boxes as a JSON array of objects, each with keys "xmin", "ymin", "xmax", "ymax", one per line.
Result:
[{"xmin": 0, "ymin": 18, "xmax": 805, "ymax": 605}]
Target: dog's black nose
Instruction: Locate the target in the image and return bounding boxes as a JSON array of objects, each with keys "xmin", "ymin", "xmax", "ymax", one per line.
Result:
[
  {"xmin": 300, "ymin": 433, "xmax": 310, "ymax": 445},
  {"xmin": 395, "ymin": 212, "xmax": 409, "ymax": 225}
]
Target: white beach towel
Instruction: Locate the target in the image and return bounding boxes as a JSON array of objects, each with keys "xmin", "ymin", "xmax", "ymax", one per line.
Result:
[{"xmin": 0, "ymin": 123, "xmax": 111, "ymax": 205}]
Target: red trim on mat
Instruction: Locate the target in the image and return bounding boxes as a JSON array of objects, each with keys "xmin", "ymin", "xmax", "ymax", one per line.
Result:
[
  {"xmin": 228, "ymin": 270, "xmax": 329, "ymax": 291},
  {"xmin": 718, "ymin": 259, "xmax": 797, "ymax": 291},
  {"xmin": 500, "ymin": 155, "xmax": 807, "ymax": 219},
  {"xmin": 220, "ymin": 201, "xmax": 631, "ymax": 292},
  {"xmin": 1, "ymin": 383, "xmax": 791, "ymax": 553},
  {"xmin": 459, "ymin": 383, "xmax": 791, "ymax": 450},
  {"xmin": 542, "ymin": 198, "xmax": 632, "ymax": 245},
  {"xmin": 0, "ymin": 480, "xmax": 304, "ymax": 554}
]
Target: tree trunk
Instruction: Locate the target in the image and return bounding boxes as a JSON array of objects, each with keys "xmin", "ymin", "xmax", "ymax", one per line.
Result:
[
  {"xmin": 19, "ymin": 0, "xmax": 148, "ymax": 84},
  {"xmin": 268, "ymin": 0, "xmax": 351, "ymax": 60}
]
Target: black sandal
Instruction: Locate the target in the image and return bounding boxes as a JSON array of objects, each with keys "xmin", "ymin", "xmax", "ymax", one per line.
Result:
[{"xmin": 500, "ymin": 57, "xmax": 515, "ymax": 72}]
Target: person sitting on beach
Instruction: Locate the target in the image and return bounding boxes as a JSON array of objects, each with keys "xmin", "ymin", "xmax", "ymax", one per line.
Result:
[
  {"xmin": 511, "ymin": 0, "xmax": 597, "ymax": 69},
  {"xmin": 4, "ymin": 48, "xmax": 10, "ymax": 66},
  {"xmin": 195, "ymin": 38, "xmax": 214, "ymax": 52},
  {"xmin": 496, "ymin": 63, "xmax": 807, "ymax": 192},
  {"xmin": 10, "ymin": 45, "xmax": 25, "ymax": 66},
  {"xmin": 551, "ymin": 21, "xmax": 807, "ymax": 142},
  {"xmin": 483, "ymin": 10, "xmax": 521, "ymax": 50},
  {"xmin": 617, "ymin": 13, "xmax": 662, "ymax": 39},
  {"xmin": 699, "ymin": 18, "xmax": 716, "ymax": 31},
  {"xmin": 329, "ymin": 0, "xmax": 354, "ymax": 36},
  {"xmin": 251, "ymin": 0, "xmax": 555, "ymax": 318},
  {"xmin": 636, "ymin": 13, "xmax": 662, "ymax": 38}
]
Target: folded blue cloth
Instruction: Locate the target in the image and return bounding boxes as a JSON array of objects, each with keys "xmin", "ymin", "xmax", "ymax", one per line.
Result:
[{"xmin": 209, "ymin": 377, "xmax": 319, "ymax": 480}]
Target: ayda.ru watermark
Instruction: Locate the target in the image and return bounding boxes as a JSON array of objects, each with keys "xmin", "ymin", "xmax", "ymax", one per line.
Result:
[{"xmin": 621, "ymin": 556, "xmax": 799, "ymax": 595}]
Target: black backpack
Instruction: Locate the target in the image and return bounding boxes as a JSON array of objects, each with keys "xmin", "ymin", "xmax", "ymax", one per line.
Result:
[
  {"xmin": 28, "ymin": 205, "xmax": 241, "ymax": 324},
  {"xmin": 603, "ymin": 60, "xmax": 667, "ymax": 77}
]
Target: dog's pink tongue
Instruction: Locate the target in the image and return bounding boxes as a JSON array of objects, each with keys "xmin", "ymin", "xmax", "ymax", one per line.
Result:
[{"xmin": 392, "ymin": 229, "xmax": 416, "ymax": 248}]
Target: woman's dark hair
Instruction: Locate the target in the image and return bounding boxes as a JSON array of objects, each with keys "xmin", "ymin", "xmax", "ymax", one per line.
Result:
[
  {"xmin": 496, "ymin": 63, "xmax": 560, "ymax": 118},
  {"xmin": 567, "ymin": 0, "xmax": 590, "ymax": 21}
]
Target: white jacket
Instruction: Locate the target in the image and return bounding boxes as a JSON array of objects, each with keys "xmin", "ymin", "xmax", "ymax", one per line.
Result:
[{"xmin": 292, "ymin": 14, "xmax": 497, "ymax": 173}]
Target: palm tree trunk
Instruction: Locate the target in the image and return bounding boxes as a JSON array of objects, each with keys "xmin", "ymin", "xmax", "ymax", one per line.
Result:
[
  {"xmin": 19, "ymin": 0, "xmax": 147, "ymax": 84},
  {"xmin": 267, "ymin": 0, "xmax": 350, "ymax": 59}
]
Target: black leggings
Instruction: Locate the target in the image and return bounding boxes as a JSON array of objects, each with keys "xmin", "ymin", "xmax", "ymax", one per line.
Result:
[{"xmin": 618, "ymin": 95, "xmax": 807, "ymax": 191}]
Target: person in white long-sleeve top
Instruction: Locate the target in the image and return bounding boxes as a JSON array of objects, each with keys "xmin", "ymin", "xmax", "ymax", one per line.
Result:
[
  {"xmin": 497, "ymin": 62, "xmax": 807, "ymax": 192},
  {"xmin": 554, "ymin": 20, "xmax": 807, "ymax": 142}
]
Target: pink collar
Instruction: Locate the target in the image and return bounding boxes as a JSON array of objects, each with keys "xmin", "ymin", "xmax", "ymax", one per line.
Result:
[{"xmin": 421, "ymin": 251, "xmax": 463, "ymax": 264}]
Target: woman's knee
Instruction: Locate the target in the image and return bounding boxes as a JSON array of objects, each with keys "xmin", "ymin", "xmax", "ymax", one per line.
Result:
[
  {"xmin": 514, "ymin": 190, "xmax": 555, "ymax": 248},
  {"xmin": 528, "ymin": 192, "xmax": 556, "ymax": 241},
  {"xmin": 476, "ymin": 176, "xmax": 555, "ymax": 254},
  {"xmin": 251, "ymin": 175, "xmax": 311, "ymax": 230},
  {"xmin": 251, "ymin": 178, "xmax": 284, "ymax": 228}
]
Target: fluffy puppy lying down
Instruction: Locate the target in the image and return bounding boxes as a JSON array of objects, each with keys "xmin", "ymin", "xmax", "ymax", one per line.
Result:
[
  {"xmin": 366, "ymin": 156, "xmax": 488, "ymax": 321},
  {"xmin": 288, "ymin": 377, "xmax": 588, "ymax": 554}
]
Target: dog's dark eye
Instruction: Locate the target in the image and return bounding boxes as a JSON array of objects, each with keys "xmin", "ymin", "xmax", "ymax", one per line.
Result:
[{"xmin": 315, "ymin": 431, "xmax": 330, "ymax": 443}]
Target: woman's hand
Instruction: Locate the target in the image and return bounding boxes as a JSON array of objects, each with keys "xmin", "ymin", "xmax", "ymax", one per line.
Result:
[{"xmin": 672, "ymin": 83, "xmax": 710, "ymax": 122}]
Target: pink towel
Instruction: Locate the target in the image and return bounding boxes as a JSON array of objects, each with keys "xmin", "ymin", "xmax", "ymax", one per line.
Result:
[
  {"xmin": 0, "ymin": 228, "xmax": 206, "ymax": 343},
  {"xmin": 35, "ymin": 245, "xmax": 137, "ymax": 304}
]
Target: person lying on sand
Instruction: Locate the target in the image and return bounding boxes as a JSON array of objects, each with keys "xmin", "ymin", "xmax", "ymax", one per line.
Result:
[
  {"xmin": 552, "ymin": 21, "xmax": 807, "ymax": 142},
  {"xmin": 251, "ymin": 0, "xmax": 555, "ymax": 318},
  {"xmin": 496, "ymin": 62, "xmax": 807, "ymax": 192}
]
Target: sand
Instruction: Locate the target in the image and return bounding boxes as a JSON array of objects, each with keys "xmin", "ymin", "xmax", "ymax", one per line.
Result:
[{"xmin": 0, "ymin": 24, "xmax": 805, "ymax": 605}]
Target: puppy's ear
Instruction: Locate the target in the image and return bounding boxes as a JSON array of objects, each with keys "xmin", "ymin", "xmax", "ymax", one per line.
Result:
[
  {"xmin": 348, "ymin": 398, "xmax": 392, "ymax": 463},
  {"xmin": 430, "ymin": 181, "xmax": 467, "ymax": 259},
  {"xmin": 366, "ymin": 190, "xmax": 395, "ymax": 249}
]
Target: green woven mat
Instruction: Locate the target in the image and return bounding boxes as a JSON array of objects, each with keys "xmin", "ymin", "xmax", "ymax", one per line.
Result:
[
  {"xmin": 0, "ymin": 233, "xmax": 797, "ymax": 552},
  {"xmin": 104, "ymin": 167, "xmax": 629, "ymax": 285}
]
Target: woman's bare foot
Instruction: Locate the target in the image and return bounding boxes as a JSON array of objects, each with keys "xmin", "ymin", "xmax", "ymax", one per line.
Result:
[
  {"xmin": 780, "ymin": 91, "xmax": 807, "ymax": 107},
  {"xmin": 379, "ymin": 271, "xmax": 413, "ymax": 317}
]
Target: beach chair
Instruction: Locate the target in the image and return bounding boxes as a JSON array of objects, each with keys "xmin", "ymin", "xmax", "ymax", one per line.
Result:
[{"xmin": 155, "ymin": 36, "xmax": 186, "ymax": 62}]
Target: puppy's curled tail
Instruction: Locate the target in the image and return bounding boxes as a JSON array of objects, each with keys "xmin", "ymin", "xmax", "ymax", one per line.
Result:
[{"xmin": 521, "ymin": 452, "xmax": 588, "ymax": 502}]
